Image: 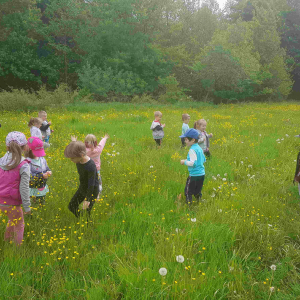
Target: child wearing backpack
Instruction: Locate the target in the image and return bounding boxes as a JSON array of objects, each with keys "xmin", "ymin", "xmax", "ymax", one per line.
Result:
[
  {"xmin": 294, "ymin": 151, "xmax": 300, "ymax": 195},
  {"xmin": 0, "ymin": 132, "xmax": 31, "ymax": 245}
]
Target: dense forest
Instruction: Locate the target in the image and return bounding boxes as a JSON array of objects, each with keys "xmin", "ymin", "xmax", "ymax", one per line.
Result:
[{"xmin": 0, "ymin": 0, "xmax": 299, "ymax": 102}]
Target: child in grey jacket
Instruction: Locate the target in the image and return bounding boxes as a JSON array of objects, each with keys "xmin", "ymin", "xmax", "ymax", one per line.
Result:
[{"xmin": 150, "ymin": 111, "xmax": 165, "ymax": 147}]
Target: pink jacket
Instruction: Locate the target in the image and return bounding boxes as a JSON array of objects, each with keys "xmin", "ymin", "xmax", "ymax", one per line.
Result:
[
  {"xmin": 86, "ymin": 137, "xmax": 107, "ymax": 171},
  {"xmin": 0, "ymin": 160, "xmax": 29, "ymax": 206}
]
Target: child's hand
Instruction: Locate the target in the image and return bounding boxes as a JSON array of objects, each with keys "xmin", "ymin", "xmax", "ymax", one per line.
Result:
[
  {"xmin": 51, "ymin": 130, "xmax": 54, "ymax": 133},
  {"xmin": 24, "ymin": 210, "xmax": 32, "ymax": 215},
  {"xmin": 180, "ymin": 159, "xmax": 185, "ymax": 165},
  {"xmin": 43, "ymin": 173, "xmax": 48, "ymax": 179},
  {"xmin": 42, "ymin": 136, "xmax": 45, "ymax": 139},
  {"xmin": 209, "ymin": 133, "xmax": 213, "ymax": 138},
  {"xmin": 47, "ymin": 171, "xmax": 52, "ymax": 177},
  {"xmin": 48, "ymin": 121, "xmax": 52, "ymax": 125},
  {"xmin": 71, "ymin": 135, "xmax": 77, "ymax": 142},
  {"xmin": 162, "ymin": 124, "xmax": 165, "ymax": 128},
  {"xmin": 104, "ymin": 134, "xmax": 109, "ymax": 139},
  {"xmin": 82, "ymin": 201, "xmax": 90, "ymax": 210}
]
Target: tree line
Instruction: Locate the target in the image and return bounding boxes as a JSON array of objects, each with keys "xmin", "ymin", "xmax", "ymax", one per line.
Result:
[{"xmin": 0, "ymin": 0, "xmax": 299, "ymax": 102}]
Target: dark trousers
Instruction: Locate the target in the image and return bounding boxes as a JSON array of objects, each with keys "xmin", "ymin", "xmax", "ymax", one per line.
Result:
[
  {"xmin": 68, "ymin": 186, "xmax": 99, "ymax": 217},
  {"xmin": 154, "ymin": 139, "xmax": 162, "ymax": 146},
  {"xmin": 204, "ymin": 150, "xmax": 211, "ymax": 158},
  {"xmin": 184, "ymin": 175, "xmax": 205, "ymax": 204},
  {"xmin": 181, "ymin": 138, "xmax": 186, "ymax": 147}
]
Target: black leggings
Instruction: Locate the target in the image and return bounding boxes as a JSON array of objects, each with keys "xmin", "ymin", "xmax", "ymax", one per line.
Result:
[
  {"xmin": 154, "ymin": 139, "xmax": 162, "ymax": 146},
  {"xmin": 68, "ymin": 186, "xmax": 99, "ymax": 217}
]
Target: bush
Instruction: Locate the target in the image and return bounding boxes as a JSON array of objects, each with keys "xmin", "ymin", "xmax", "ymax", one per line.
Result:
[{"xmin": 0, "ymin": 84, "xmax": 81, "ymax": 111}]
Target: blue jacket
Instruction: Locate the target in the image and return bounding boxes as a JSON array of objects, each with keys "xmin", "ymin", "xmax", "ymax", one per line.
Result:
[{"xmin": 184, "ymin": 143, "xmax": 206, "ymax": 176}]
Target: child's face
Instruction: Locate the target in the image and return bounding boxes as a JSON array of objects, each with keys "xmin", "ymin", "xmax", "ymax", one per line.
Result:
[
  {"xmin": 70, "ymin": 157, "xmax": 83, "ymax": 164},
  {"xmin": 41, "ymin": 114, "xmax": 47, "ymax": 121},
  {"xmin": 35, "ymin": 122, "xmax": 42, "ymax": 128},
  {"xmin": 184, "ymin": 138, "xmax": 195, "ymax": 147},
  {"xmin": 199, "ymin": 122, "xmax": 207, "ymax": 132},
  {"xmin": 155, "ymin": 115, "xmax": 162, "ymax": 122},
  {"xmin": 184, "ymin": 116, "xmax": 190, "ymax": 124}
]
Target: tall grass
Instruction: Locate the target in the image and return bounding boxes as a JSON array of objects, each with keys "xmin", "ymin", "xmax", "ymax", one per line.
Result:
[{"xmin": 0, "ymin": 102, "xmax": 300, "ymax": 299}]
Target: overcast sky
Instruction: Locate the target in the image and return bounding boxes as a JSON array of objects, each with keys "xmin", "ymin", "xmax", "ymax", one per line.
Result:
[{"xmin": 216, "ymin": 0, "xmax": 227, "ymax": 9}]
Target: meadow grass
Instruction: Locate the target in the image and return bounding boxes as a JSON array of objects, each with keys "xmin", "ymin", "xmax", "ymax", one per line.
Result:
[{"xmin": 0, "ymin": 102, "xmax": 300, "ymax": 299}]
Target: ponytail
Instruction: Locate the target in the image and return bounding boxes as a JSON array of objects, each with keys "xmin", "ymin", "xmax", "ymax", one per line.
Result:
[{"xmin": 6, "ymin": 142, "xmax": 23, "ymax": 170}]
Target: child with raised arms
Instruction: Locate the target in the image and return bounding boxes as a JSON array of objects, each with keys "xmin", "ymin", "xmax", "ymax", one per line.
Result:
[
  {"xmin": 64, "ymin": 140, "xmax": 99, "ymax": 217},
  {"xmin": 181, "ymin": 113, "xmax": 190, "ymax": 147},
  {"xmin": 150, "ymin": 111, "xmax": 165, "ymax": 147},
  {"xmin": 28, "ymin": 117, "xmax": 50, "ymax": 149},
  {"xmin": 0, "ymin": 132, "xmax": 31, "ymax": 245},
  {"xmin": 26, "ymin": 137, "xmax": 51, "ymax": 205},
  {"xmin": 194, "ymin": 119, "xmax": 213, "ymax": 157},
  {"xmin": 179, "ymin": 128, "xmax": 206, "ymax": 205}
]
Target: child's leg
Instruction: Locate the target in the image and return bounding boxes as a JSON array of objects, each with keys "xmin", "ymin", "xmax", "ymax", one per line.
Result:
[
  {"xmin": 97, "ymin": 170, "xmax": 103, "ymax": 197},
  {"xmin": 68, "ymin": 189, "xmax": 85, "ymax": 217},
  {"xmin": 154, "ymin": 139, "xmax": 161, "ymax": 146},
  {"xmin": 204, "ymin": 150, "xmax": 211, "ymax": 158},
  {"xmin": 44, "ymin": 136, "xmax": 50, "ymax": 143},
  {"xmin": 181, "ymin": 138, "xmax": 186, "ymax": 147},
  {"xmin": 184, "ymin": 176, "xmax": 193, "ymax": 204},
  {"xmin": 194, "ymin": 175, "xmax": 205, "ymax": 202},
  {"xmin": 0, "ymin": 205, "xmax": 24, "ymax": 245}
]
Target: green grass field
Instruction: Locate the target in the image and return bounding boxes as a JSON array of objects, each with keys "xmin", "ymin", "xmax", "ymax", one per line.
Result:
[{"xmin": 1, "ymin": 102, "xmax": 300, "ymax": 299}]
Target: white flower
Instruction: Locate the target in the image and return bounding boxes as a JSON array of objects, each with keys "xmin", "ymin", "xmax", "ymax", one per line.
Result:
[
  {"xmin": 217, "ymin": 174, "xmax": 220, "ymax": 177},
  {"xmin": 281, "ymin": 138, "xmax": 284, "ymax": 141},
  {"xmin": 212, "ymin": 176, "xmax": 217, "ymax": 180},
  {"xmin": 224, "ymin": 173, "xmax": 227, "ymax": 176},
  {"xmin": 259, "ymin": 134, "xmax": 261, "ymax": 136},
  {"xmin": 176, "ymin": 255, "xmax": 185, "ymax": 263},
  {"xmin": 213, "ymin": 188, "xmax": 216, "ymax": 191},
  {"xmin": 240, "ymin": 161, "xmax": 243, "ymax": 164},
  {"xmin": 107, "ymin": 153, "xmax": 111, "ymax": 156},
  {"xmin": 218, "ymin": 186, "xmax": 222, "ymax": 189},
  {"xmin": 270, "ymin": 287, "xmax": 275, "ymax": 292},
  {"xmin": 191, "ymin": 218, "xmax": 196, "ymax": 222},
  {"xmin": 175, "ymin": 228, "xmax": 179, "ymax": 233},
  {"xmin": 247, "ymin": 174, "xmax": 251, "ymax": 177},
  {"xmin": 276, "ymin": 139, "xmax": 280, "ymax": 141},
  {"xmin": 248, "ymin": 165, "xmax": 252, "ymax": 168},
  {"xmin": 231, "ymin": 193, "xmax": 235, "ymax": 196},
  {"xmin": 217, "ymin": 209, "xmax": 222, "ymax": 213},
  {"xmin": 222, "ymin": 178, "xmax": 226, "ymax": 181},
  {"xmin": 150, "ymin": 166, "xmax": 153, "ymax": 168},
  {"xmin": 270, "ymin": 264, "xmax": 276, "ymax": 271},
  {"xmin": 286, "ymin": 134, "xmax": 289, "ymax": 137},
  {"xmin": 111, "ymin": 143, "xmax": 115, "ymax": 146},
  {"xmin": 211, "ymin": 193, "xmax": 216, "ymax": 198},
  {"xmin": 159, "ymin": 268, "xmax": 167, "ymax": 276},
  {"xmin": 278, "ymin": 142, "xmax": 281, "ymax": 144},
  {"xmin": 116, "ymin": 152, "xmax": 120, "ymax": 155}
]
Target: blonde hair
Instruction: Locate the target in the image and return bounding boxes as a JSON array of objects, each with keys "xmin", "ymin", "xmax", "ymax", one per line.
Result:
[
  {"xmin": 85, "ymin": 134, "xmax": 97, "ymax": 149},
  {"xmin": 64, "ymin": 141, "xmax": 86, "ymax": 158},
  {"xmin": 154, "ymin": 111, "xmax": 162, "ymax": 117},
  {"xmin": 38, "ymin": 111, "xmax": 47, "ymax": 118},
  {"xmin": 28, "ymin": 117, "xmax": 42, "ymax": 128},
  {"xmin": 194, "ymin": 119, "xmax": 206, "ymax": 129},
  {"xmin": 182, "ymin": 114, "xmax": 190, "ymax": 121},
  {"xmin": 6, "ymin": 142, "xmax": 25, "ymax": 170}
]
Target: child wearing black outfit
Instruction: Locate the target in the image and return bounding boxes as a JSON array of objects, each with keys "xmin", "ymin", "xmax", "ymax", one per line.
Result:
[{"xmin": 64, "ymin": 141, "xmax": 99, "ymax": 217}]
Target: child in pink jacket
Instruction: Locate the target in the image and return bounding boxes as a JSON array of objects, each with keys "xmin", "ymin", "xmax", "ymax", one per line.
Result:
[{"xmin": 0, "ymin": 131, "xmax": 31, "ymax": 245}]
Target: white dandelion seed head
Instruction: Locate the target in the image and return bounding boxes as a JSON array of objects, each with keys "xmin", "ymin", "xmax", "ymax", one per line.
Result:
[
  {"xmin": 175, "ymin": 228, "xmax": 179, "ymax": 233},
  {"xmin": 191, "ymin": 218, "xmax": 196, "ymax": 222},
  {"xmin": 159, "ymin": 268, "xmax": 167, "ymax": 276},
  {"xmin": 150, "ymin": 166, "xmax": 153, "ymax": 168},
  {"xmin": 224, "ymin": 173, "xmax": 227, "ymax": 176},
  {"xmin": 222, "ymin": 178, "xmax": 226, "ymax": 181},
  {"xmin": 240, "ymin": 161, "xmax": 244, "ymax": 164},
  {"xmin": 247, "ymin": 174, "xmax": 251, "ymax": 177},
  {"xmin": 270, "ymin": 287, "xmax": 275, "ymax": 292},
  {"xmin": 176, "ymin": 255, "xmax": 185, "ymax": 263},
  {"xmin": 217, "ymin": 174, "xmax": 220, "ymax": 177},
  {"xmin": 270, "ymin": 264, "xmax": 276, "ymax": 271}
]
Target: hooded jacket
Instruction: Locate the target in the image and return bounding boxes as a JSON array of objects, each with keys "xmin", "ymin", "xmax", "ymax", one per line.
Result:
[{"xmin": 0, "ymin": 152, "xmax": 31, "ymax": 212}]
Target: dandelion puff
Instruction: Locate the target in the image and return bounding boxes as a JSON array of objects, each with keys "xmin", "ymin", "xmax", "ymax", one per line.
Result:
[
  {"xmin": 175, "ymin": 228, "xmax": 179, "ymax": 233},
  {"xmin": 270, "ymin": 287, "xmax": 275, "ymax": 292},
  {"xmin": 224, "ymin": 173, "xmax": 227, "ymax": 176},
  {"xmin": 217, "ymin": 174, "xmax": 220, "ymax": 177},
  {"xmin": 159, "ymin": 268, "xmax": 167, "ymax": 276},
  {"xmin": 240, "ymin": 161, "xmax": 243, "ymax": 164},
  {"xmin": 270, "ymin": 264, "xmax": 276, "ymax": 271},
  {"xmin": 222, "ymin": 178, "xmax": 226, "ymax": 181},
  {"xmin": 191, "ymin": 218, "xmax": 196, "ymax": 222},
  {"xmin": 176, "ymin": 255, "xmax": 184, "ymax": 263},
  {"xmin": 150, "ymin": 166, "xmax": 153, "ymax": 168}
]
